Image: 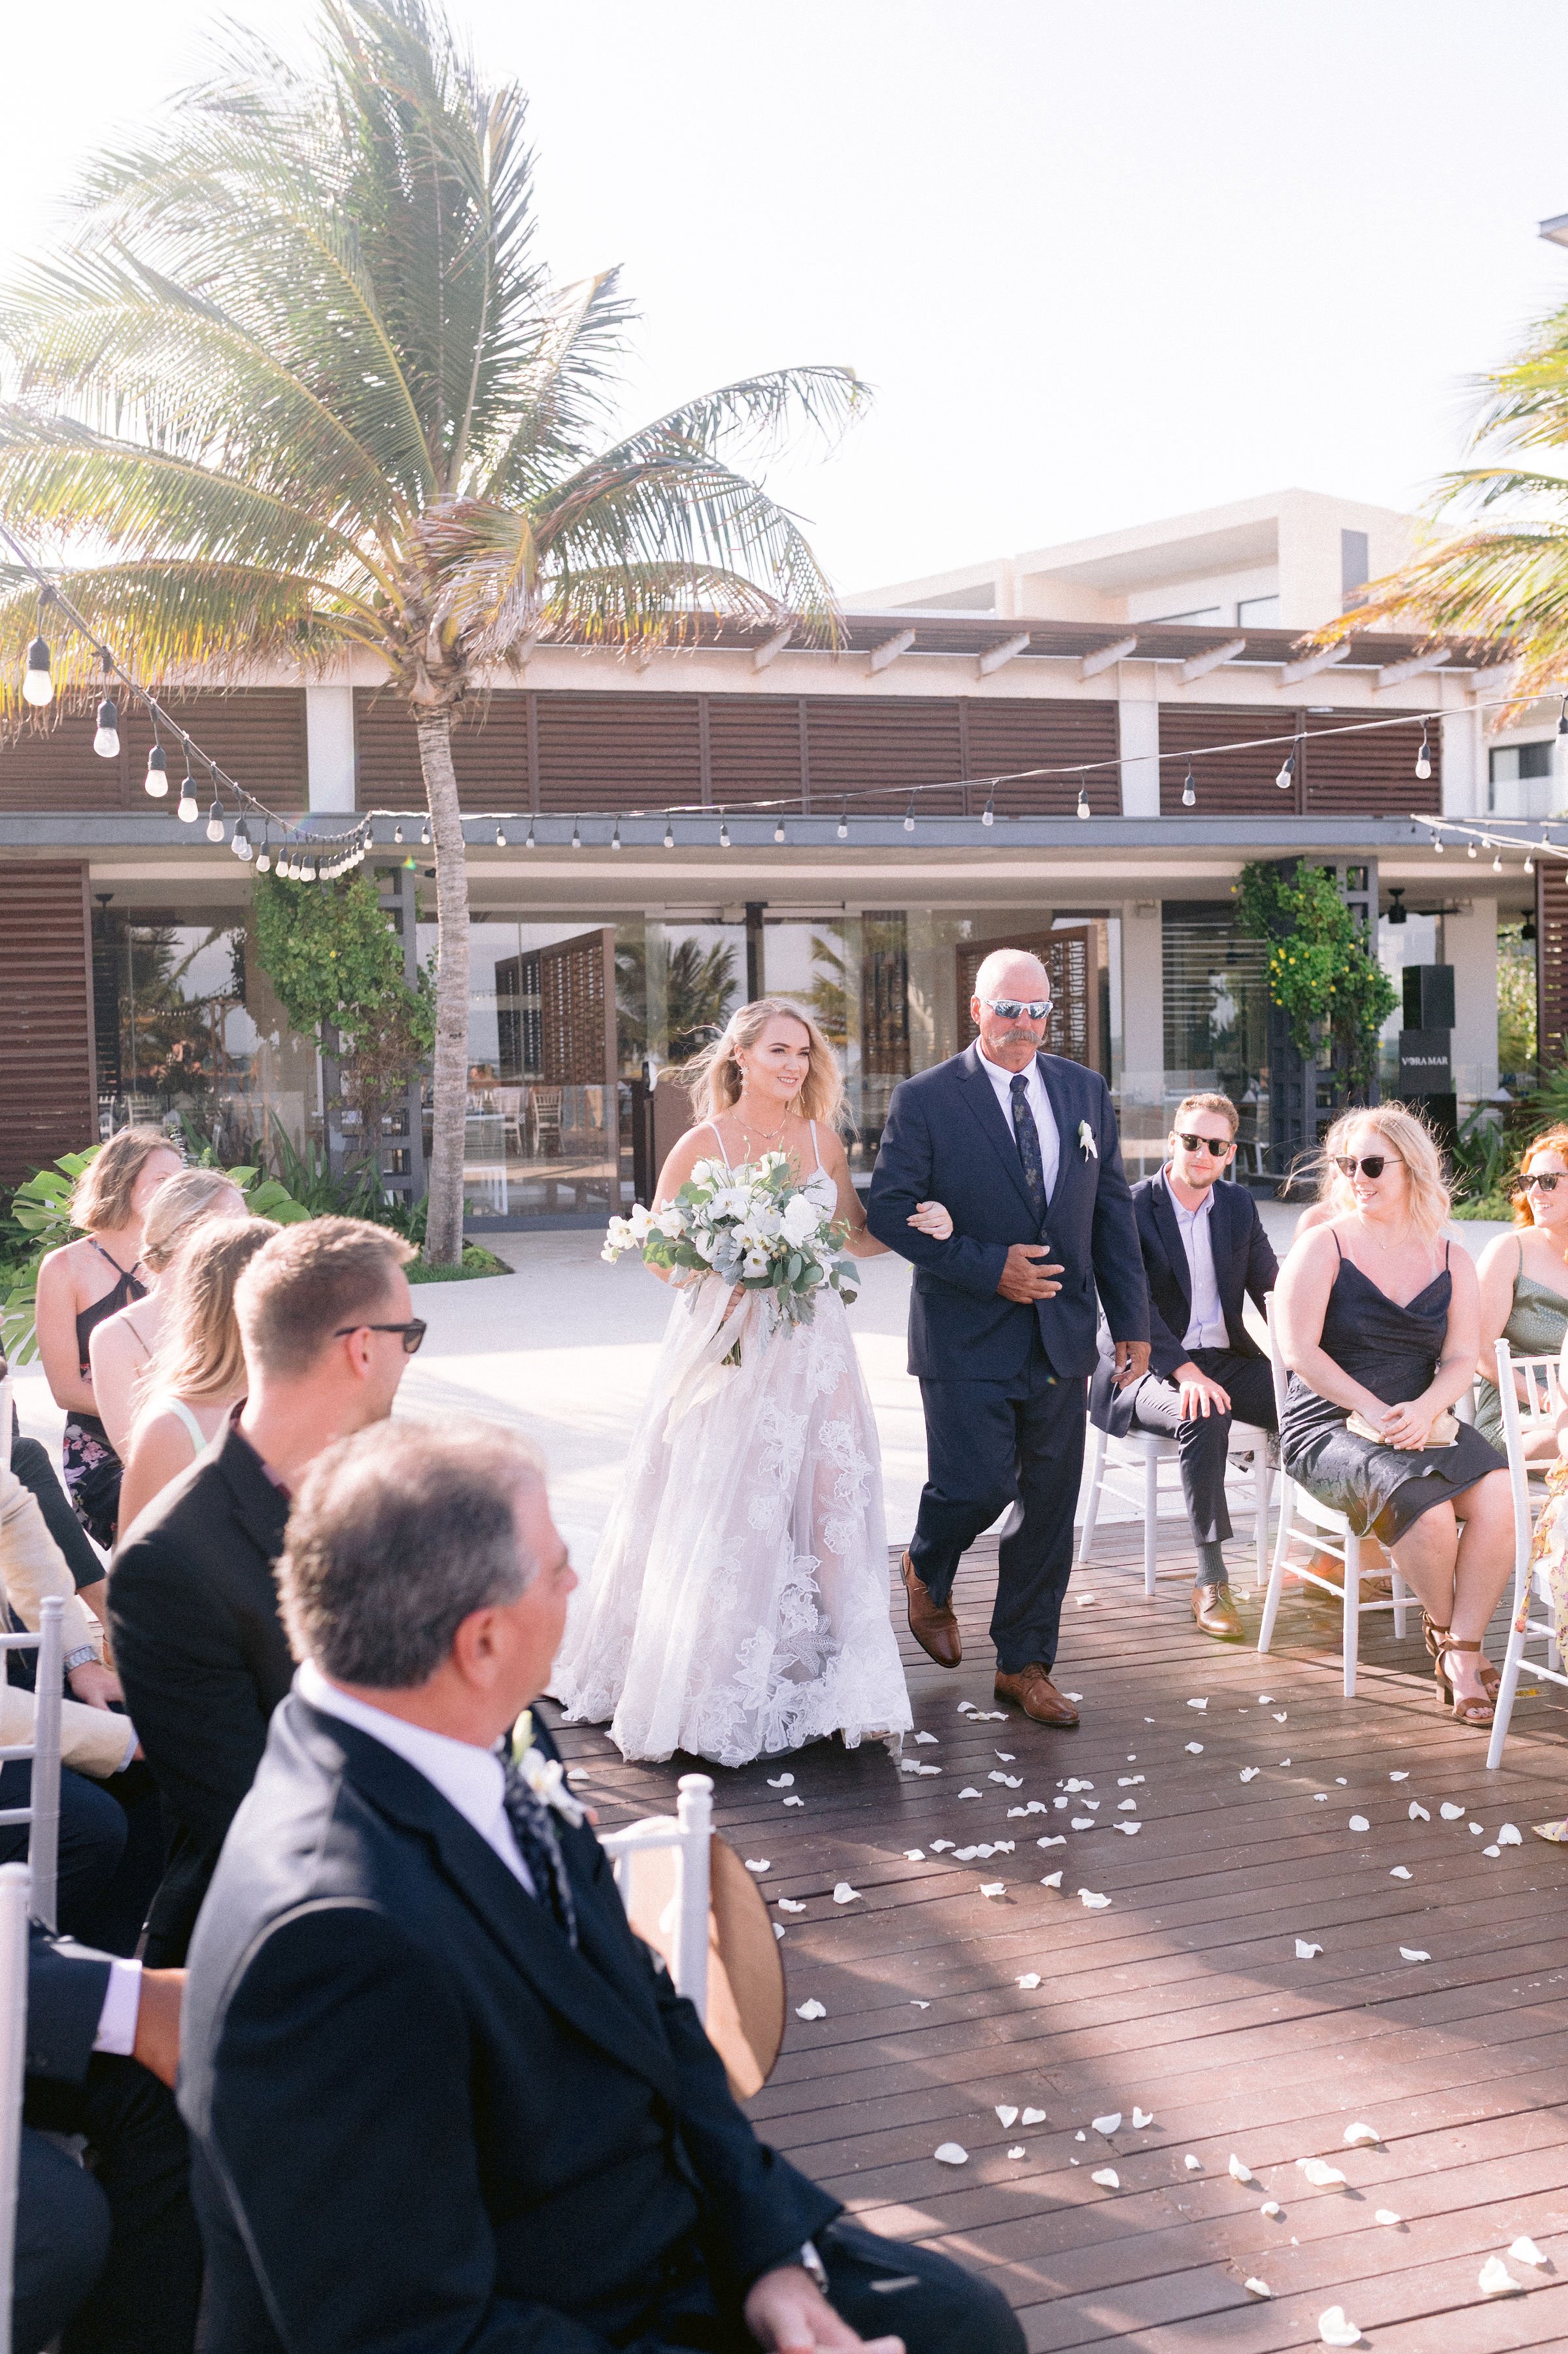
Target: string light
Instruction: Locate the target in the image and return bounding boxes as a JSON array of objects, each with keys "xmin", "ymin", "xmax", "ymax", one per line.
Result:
[
  {"xmin": 571, "ymin": 814, "xmax": 582, "ymax": 850},
  {"xmin": 92, "ymin": 651, "xmax": 120, "ymax": 759},
  {"xmin": 1274, "ymin": 740, "xmax": 1297, "ymax": 792},
  {"xmin": 254, "ymin": 825, "xmax": 271, "ymax": 873},
  {"xmin": 1414, "ymin": 723, "xmax": 1431, "ymax": 782},
  {"xmin": 719, "ymin": 813, "xmax": 730, "ymax": 848},
  {"xmin": 1493, "ymin": 849, "xmax": 1504, "ymax": 872},
  {"xmin": 1432, "ymin": 832, "xmax": 1444, "ymax": 853},
  {"xmin": 205, "ymin": 798, "xmax": 225, "ymax": 844},
  {"xmin": 774, "ymin": 813, "xmax": 787, "ymax": 842},
  {"xmin": 22, "ymin": 628, "xmax": 52, "ymax": 708},
  {"xmin": 903, "ymin": 794, "xmax": 916, "ymax": 833},
  {"xmin": 420, "ymin": 821, "xmax": 430, "ymax": 845},
  {"xmin": 177, "ymin": 759, "xmax": 198, "ymax": 823},
  {"xmin": 495, "ymin": 824, "xmax": 507, "ymax": 847},
  {"xmin": 1468, "ymin": 838, "xmax": 1478, "ymax": 859},
  {"xmin": 1076, "ymin": 772, "xmax": 1091, "ymax": 820},
  {"xmin": 231, "ymin": 815, "xmax": 252, "ymax": 862},
  {"xmin": 981, "ymin": 789, "xmax": 995, "ymax": 827},
  {"xmin": 1182, "ymin": 760, "xmax": 1197, "ymax": 808},
  {"xmin": 525, "ymin": 817, "xmax": 536, "ymax": 849},
  {"xmin": 663, "ymin": 814, "xmax": 675, "ymax": 849},
  {"xmin": 393, "ymin": 821, "xmax": 403, "ymax": 844},
  {"xmin": 836, "ymin": 800, "xmax": 849, "ymax": 839},
  {"xmin": 610, "ymin": 817, "xmax": 621, "ymax": 850},
  {"xmin": 144, "ymin": 735, "xmax": 168, "ymax": 798}
]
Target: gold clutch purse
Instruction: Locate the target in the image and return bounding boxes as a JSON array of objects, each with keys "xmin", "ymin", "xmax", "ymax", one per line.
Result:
[{"xmin": 1346, "ymin": 1408, "xmax": 1459, "ymax": 1448}]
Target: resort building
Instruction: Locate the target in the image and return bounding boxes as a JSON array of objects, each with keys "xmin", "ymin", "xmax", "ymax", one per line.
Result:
[{"xmin": 0, "ymin": 490, "xmax": 1552, "ymax": 1227}]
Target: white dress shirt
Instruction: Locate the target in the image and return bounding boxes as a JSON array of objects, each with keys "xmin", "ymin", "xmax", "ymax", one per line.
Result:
[
  {"xmin": 298, "ymin": 1659, "xmax": 536, "ymax": 1896},
  {"xmin": 976, "ymin": 1044, "xmax": 1059, "ymax": 1203},
  {"xmin": 1166, "ymin": 1174, "xmax": 1228, "ymax": 1351},
  {"xmin": 93, "ymin": 1954, "xmax": 145, "ymax": 2055}
]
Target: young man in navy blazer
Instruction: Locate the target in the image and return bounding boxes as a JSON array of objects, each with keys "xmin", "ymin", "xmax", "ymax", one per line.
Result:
[
  {"xmin": 1089, "ymin": 1091, "xmax": 1279, "ymax": 1639},
  {"xmin": 866, "ymin": 949, "xmax": 1150, "ymax": 1725}
]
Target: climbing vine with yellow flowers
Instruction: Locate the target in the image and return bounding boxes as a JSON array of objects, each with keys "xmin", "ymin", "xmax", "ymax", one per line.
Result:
[{"xmin": 1235, "ymin": 859, "xmax": 1397, "ymax": 1091}]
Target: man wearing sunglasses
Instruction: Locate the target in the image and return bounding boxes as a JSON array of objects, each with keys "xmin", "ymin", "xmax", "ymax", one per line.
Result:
[
  {"xmin": 867, "ymin": 947, "xmax": 1149, "ymax": 1727},
  {"xmin": 112, "ymin": 1218, "xmax": 420, "ymax": 1962},
  {"xmin": 1090, "ymin": 1093, "xmax": 1278, "ymax": 1639}
]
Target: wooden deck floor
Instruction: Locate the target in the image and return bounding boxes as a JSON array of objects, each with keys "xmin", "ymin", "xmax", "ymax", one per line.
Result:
[{"xmin": 545, "ymin": 1525, "xmax": 1568, "ymax": 2351}]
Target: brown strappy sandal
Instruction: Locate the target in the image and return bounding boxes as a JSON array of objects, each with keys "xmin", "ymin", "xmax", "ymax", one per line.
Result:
[
  {"xmin": 1431, "ymin": 1629, "xmax": 1495, "ymax": 1727},
  {"xmin": 1422, "ymin": 1613, "xmax": 1500, "ymax": 1701}
]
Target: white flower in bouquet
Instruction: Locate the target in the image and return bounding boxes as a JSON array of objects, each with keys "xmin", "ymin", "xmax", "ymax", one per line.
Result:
[
  {"xmin": 781, "ymin": 1191, "xmax": 823, "ymax": 1245},
  {"xmin": 601, "ymin": 1148, "xmax": 859, "ymax": 1329}
]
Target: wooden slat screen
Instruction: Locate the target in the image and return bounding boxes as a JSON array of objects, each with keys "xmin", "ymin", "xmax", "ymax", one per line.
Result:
[
  {"xmin": 534, "ymin": 694, "xmax": 702, "ymax": 815},
  {"xmin": 1159, "ymin": 702, "xmax": 1439, "ymax": 817},
  {"xmin": 353, "ymin": 689, "xmax": 532, "ymax": 812},
  {"xmin": 956, "ymin": 927, "xmax": 1100, "ymax": 1070},
  {"xmin": 1539, "ymin": 861, "xmax": 1568, "ymax": 1072},
  {"xmin": 0, "ymin": 861, "xmax": 96, "ymax": 1185},
  {"xmin": 800, "ymin": 698, "xmax": 966, "ymax": 817},
  {"xmin": 1157, "ymin": 704, "xmax": 1295, "ymax": 815},
  {"xmin": 538, "ymin": 926, "xmax": 617, "ymax": 1086},
  {"xmin": 1300, "ymin": 708, "xmax": 1439, "ymax": 815},
  {"xmin": 0, "ymin": 691, "xmax": 308, "ymax": 815},
  {"xmin": 707, "ymin": 694, "xmax": 804, "ymax": 810},
  {"xmin": 965, "ymin": 698, "xmax": 1121, "ymax": 817}
]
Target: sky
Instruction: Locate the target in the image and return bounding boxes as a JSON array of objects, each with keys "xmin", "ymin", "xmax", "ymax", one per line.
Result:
[{"xmin": 3, "ymin": 0, "xmax": 1567, "ymax": 595}]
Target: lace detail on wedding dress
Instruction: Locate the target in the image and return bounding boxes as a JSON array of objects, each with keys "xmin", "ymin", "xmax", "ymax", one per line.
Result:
[{"xmin": 551, "ymin": 1268, "xmax": 910, "ymax": 1766}]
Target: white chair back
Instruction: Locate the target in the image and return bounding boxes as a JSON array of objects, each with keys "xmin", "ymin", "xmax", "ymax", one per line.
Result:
[
  {"xmin": 1486, "ymin": 1340, "xmax": 1567, "ymax": 1767},
  {"xmin": 600, "ymin": 1772, "xmax": 712, "ymax": 2021},
  {"xmin": 0, "ymin": 1597, "xmax": 63, "ymax": 1934},
  {"xmin": 0, "ymin": 1860, "xmax": 31, "ymax": 2354}
]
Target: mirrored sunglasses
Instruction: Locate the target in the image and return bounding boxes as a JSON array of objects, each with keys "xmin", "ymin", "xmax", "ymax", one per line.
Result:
[
  {"xmin": 1333, "ymin": 1155, "xmax": 1401, "ymax": 1180},
  {"xmin": 1174, "ymin": 1133, "xmax": 1233, "ymax": 1157},
  {"xmin": 981, "ymin": 995, "xmax": 1051, "ymax": 1021}
]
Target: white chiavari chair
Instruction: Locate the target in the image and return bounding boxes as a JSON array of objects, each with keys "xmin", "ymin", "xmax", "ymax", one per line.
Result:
[
  {"xmin": 1486, "ymin": 1340, "xmax": 1565, "ymax": 1769},
  {"xmin": 1077, "ymin": 1421, "xmax": 1275, "ymax": 1597},
  {"xmin": 0, "ymin": 1860, "xmax": 31, "ymax": 2354},
  {"xmin": 600, "ymin": 1773, "xmax": 713, "ymax": 2020}
]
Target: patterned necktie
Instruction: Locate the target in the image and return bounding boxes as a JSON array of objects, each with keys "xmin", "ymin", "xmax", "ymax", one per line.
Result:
[
  {"xmin": 499, "ymin": 1752, "xmax": 578, "ymax": 1947},
  {"xmin": 1010, "ymin": 1073, "xmax": 1047, "ymax": 1216}
]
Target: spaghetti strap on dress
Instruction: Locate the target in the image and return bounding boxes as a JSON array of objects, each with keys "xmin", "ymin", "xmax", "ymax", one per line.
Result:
[
  {"xmin": 63, "ymin": 1242, "xmax": 148, "ymax": 1552},
  {"xmin": 1281, "ymin": 1243, "xmax": 1503, "ymax": 1543}
]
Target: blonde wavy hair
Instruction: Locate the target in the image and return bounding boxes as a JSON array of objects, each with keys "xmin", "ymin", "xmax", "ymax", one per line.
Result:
[
  {"xmin": 137, "ymin": 1217, "xmax": 279, "ymax": 1412},
  {"xmin": 71, "ymin": 1128, "xmax": 178, "ymax": 1235},
  {"xmin": 140, "ymin": 1168, "xmax": 247, "ymax": 1273},
  {"xmin": 1319, "ymin": 1102, "xmax": 1451, "ymax": 1243},
  {"xmin": 1512, "ymin": 1122, "xmax": 1568, "ymax": 1227},
  {"xmin": 681, "ymin": 997, "xmax": 846, "ymax": 1128}
]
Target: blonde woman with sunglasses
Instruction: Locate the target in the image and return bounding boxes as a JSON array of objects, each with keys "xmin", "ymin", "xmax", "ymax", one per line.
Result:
[
  {"xmin": 1474, "ymin": 1125, "xmax": 1568, "ymax": 1460},
  {"xmin": 1275, "ymin": 1104, "xmax": 1512, "ymax": 1726}
]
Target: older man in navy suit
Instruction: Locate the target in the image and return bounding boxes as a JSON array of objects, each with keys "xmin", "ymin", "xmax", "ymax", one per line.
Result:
[
  {"xmin": 866, "ymin": 948, "xmax": 1150, "ymax": 1726},
  {"xmin": 1089, "ymin": 1092, "xmax": 1279, "ymax": 1639}
]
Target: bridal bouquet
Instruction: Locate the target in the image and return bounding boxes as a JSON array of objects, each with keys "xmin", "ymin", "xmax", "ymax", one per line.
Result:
[{"xmin": 603, "ymin": 1150, "xmax": 858, "ymax": 1329}]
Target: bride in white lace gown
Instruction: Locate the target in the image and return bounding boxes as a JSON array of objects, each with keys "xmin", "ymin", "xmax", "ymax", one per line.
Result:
[{"xmin": 551, "ymin": 997, "xmax": 953, "ymax": 1767}]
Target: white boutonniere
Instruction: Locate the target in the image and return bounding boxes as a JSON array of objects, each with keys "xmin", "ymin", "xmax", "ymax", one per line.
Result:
[
  {"xmin": 508, "ymin": 1709, "xmax": 587, "ymax": 1828},
  {"xmin": 1078, "ymin": 1119, "xmax": 1098, "ymax": 1161}
]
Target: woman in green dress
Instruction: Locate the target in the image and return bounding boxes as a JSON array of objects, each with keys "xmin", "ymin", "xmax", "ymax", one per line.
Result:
[{"xmin": 1474, "ymin": 1125, "xmax": 1568, "ymax": 1459}]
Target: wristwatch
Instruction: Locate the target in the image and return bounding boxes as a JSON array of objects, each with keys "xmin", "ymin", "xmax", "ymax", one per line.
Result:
[{"xmin": 63, "ymin": 1644, "xmax": 99, "ymax": 1676}]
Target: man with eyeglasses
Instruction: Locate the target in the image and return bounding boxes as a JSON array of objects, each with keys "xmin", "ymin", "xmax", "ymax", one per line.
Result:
[
  {"xmin": 867, "ymin": 947, "xmax": 1150, "ymax": 1726},
  {"xmin": 112, "ymin": 1218, "xmax": 420, "ymax": 1962},
  {"xmin": 1089, "ymin": 1093, "xmax": 1279, "ymax": 1639}
]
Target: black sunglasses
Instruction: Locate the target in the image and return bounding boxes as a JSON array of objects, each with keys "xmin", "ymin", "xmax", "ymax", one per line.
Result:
[
  {"xmin": 1174, "ymin": 1133, "xmax": 1233, "ymax": 1157},
  {"xmin": 1333, "ymin": 1155, "xmax": 1402, "ymax": 1180},
  {"xmin": 1526, "ymin": 1171, "xmax": 1565, "ymax": 1193},
  {"xmin": 333, "ymin": 1319, "xmax": 427, "ymax": 1355}
]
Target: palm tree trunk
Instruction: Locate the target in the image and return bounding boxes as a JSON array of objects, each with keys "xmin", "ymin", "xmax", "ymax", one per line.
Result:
[{"xmin": 415, "ymin": 711, "xmax": 469, "ymax": 1266}]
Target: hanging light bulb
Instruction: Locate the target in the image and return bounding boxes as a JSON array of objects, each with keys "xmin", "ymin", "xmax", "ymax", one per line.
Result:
[
  {"xmin": 774, "ymin": 813, "xmax": 787, "ymax": 843},
  {"xmin": 22, "ymin": 632, "xmax": 53, "ymax": 708},
  {"xmin": 232, "ymin": 816, "xmax": 253, "ymax": 862},
  {"xmin": 495, "ymin": 824, "xmax": 507, "ymax": 847},
  {"xmin": 93, "ymin": 697, "xmax": 120, "ymax": 759},
  {"xmin": 393, "ymin": 821, "xmax": 403, "ymax": 845},
  {"xmin": 663, "ymin": 814, "xmax": 675, "ymax": 849},
  {"xmin": 836, "ymin": 801, "xmax": 849, "ymax": 840},
  {"xmin": 205, "ymin": 799, "xmax": 225, "ymax": 843},
  {"xmin": 1076, "ymin": 774, "xmax": 1091, "ymax": 820},
  {"xmin": 610, "ymin": 817, "xmax": 621, "ymax": 850},
  {"xmin": 1181, "ymin": 760, "xmax": 1197, "ymax": 809},
  {"xmin": 301, "ymin": 855, "xmax": 316, "ymax": 882},
  {"xmin": 719, "ymin": 813, "xmax": 731, "ymax": 849},
  {"xmin": 1525, "ymin": 853, "xmax": 1536, "ymax": 874},
  {"xmin": 1414, "ymin": 723, "xmax": 1432, "ymax": 783},
  {"xmin": 420, "ymin": 820, "xmax": 430, "ymax": 845},
  {"xmin": 981, "ymin": 790, "xmax": 995, "ymax": 827},
  {"xmin": 570, "ymin": 814, "xmax": 582, "ymax": 850},
  {"xmin": 1493, "ymin": 849, "xmax": 1504, "ymax": 872},
  {"xmin": 524, "ymin": 817, "xmax": 536, "ymax": 849},
  {"xmin": 255, "ymin": 827, "xmax": 272, "ymax": 873},
  {"xmin": 903, "ymin": 795, "xmax": 916, "ymax": 834},
  {"xmin": 144, "ymin": 739, "xmax": 169, "ymax": 798},
  {"xmin": 1432, "ymin": 832, "xmax": 1445, "ymax": 853},
  {"xmin": 177, "ymin": 762, "xmax": 199, "ymax": 823}
]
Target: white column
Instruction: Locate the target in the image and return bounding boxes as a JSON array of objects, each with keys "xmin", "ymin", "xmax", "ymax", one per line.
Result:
[
  {"xmin": 1440, "ymin": 706, "xmax": 1484, "ymax": 819},
  {"xmin": 1118, "ymin": 674, "xmax": 1160, "ymax": 816},
  {"xmin": 1119, "ymin": 898, "xmax": 1165, "ymax": 1176},
  {"xmin": 1446, "ymin": 894, "xmax": 1499, "ymax": 1110},
  {"xmin": 305, "ymin": 683, "xmax": 357, "ymax": 813}
]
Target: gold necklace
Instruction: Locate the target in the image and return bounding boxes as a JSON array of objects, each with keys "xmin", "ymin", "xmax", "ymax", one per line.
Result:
[{"xmin": 735, "ymin": 1093, "xmax": 790, "ymax": 1155}]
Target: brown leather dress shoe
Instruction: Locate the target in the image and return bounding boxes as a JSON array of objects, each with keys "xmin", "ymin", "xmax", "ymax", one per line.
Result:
[
  {"xmin": 993, "ymin": 1665, "xmax": 1079, "ymax": 1727},
  {"xmin": 1192, "ymin": 1582, "xmax": 1243, "ymax": 1641},
  {"xmin": 900, "ymin": 1551, "xmax": 961, "ymax": 1668}
]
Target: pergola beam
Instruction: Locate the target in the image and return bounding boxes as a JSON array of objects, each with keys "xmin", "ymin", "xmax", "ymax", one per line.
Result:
[
  {"xmin": 752, "ymin": 626, "xmax": 794, "ymax": 672},
  {"xmin": 1178, "ymin": 636, "xmax": 1247, "ymax": 683},
  {"xmin": 1374, "ymin": 649, "xmax": 1452, "ymax": 694},
  {"xmin": 869, "ymin": 628, "xmax": 917, "ymax": 674},
  {"xmin": 1278, "ymin": 641, "xmax": 1351, "ymax": 686},
  {"xmin": 976, "ymin": 631, "xmax": 1031, "ymax": 679},
  {"xmin": 1079, "ymin": 634, "xmax": 1138, "ymax": 680}
]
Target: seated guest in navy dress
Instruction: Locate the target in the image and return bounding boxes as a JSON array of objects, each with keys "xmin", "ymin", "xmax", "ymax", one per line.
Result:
[
  {"xmin": 1090, "ymin": 1092, "xmax": 1278, "ymax": 1640},
  {"xmin": 1276, "ymin": 1106, "xmax": 1512, "ymax": 1726}
]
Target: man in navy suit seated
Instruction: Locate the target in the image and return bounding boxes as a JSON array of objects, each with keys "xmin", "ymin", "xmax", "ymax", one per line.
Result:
[
  {"xmin": 179, "ymin": 1421, "xmax": 1024, "ymax": 2354},
  {"xmin": 1089, "ymin": 1093, "xmax": 1280, "ymax": 1639}
]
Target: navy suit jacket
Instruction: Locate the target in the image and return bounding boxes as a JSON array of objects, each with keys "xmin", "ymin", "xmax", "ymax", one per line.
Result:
[
  {"xmin": 1091, "ymin": 1168, "xmax": 1279, "ymax": 1435},
  {"xmin": 179, "ymin": 1692, "xmax": 838, "ymax": 2354},
  {"xmin": 26, "ymin": 1927, "xmax": 112, "ymax": 2085},
  {"xmin": 864, "ymin": 1043, "xmax": 1148, "ymax": 1380}
]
